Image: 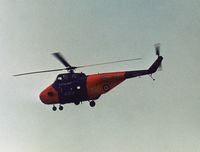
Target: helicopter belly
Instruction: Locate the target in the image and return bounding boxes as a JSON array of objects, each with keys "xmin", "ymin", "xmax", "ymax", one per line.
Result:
[{"xmin": 86, "ymin": 72, "xmax": 125, "ymax": 100}]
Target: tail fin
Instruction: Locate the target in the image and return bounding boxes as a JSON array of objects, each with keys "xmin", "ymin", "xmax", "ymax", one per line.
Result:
[{"xmin": 148, "ymin": 56, "xmax": 163, "ymax": 74}]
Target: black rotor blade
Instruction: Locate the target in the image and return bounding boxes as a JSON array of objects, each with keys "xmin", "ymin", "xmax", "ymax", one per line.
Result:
[
  {"xmin": 154, "ymin": 43, "xmax": 162, "ymax": 71},
  {"xmin": 52, "ymin": 52, "xmax": 72, "ymax": 68},
  {"xmin": 155, "ymin": 43, "xmax": 160, "ymax": 56},
  {"xmin": 76, "ymin": 58, "xmax": 142, "ymax": 69},
  {"xmin": 13, "ymin": 68, "xmax": 66, "ymax": 76},
  {"xmin": 13, "ymin": 56, "xmax": 141, "ymax": 76}
]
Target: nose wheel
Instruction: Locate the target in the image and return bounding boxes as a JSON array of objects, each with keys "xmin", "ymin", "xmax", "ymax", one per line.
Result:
[
  {"xmin": 59, "ymin": 105, "xmax": 64, "ymax": 111},
  {"xmin": 52, "ymin": 105, "xmax": 64, "ymax": 111},
  {"xmin": 89, "ymin": 100, "xmax": 96, "ymax": 107},
  {"xmin": 52, "ymin": 105, "xmax": 57, "ymax": 111}
]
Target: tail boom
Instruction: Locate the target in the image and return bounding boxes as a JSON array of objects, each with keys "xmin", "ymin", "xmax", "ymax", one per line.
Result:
[{"xmin": 125, "ymin": 56, "xmax": 163, "ymax": 79}]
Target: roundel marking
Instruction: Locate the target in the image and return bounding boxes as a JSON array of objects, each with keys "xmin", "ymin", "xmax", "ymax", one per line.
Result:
[{"xmin": 102, "ymin": 84, "xmax": 110, "ymax": 92}]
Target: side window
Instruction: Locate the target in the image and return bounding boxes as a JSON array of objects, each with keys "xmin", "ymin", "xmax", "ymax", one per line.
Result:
[{"xmin": 57, "ymin": 76, "xmax": 62, "ymax": 81}]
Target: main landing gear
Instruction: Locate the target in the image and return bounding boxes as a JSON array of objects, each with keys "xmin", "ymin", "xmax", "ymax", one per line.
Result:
[
  {"xmin": 89, "ymin": 100, "xmax": 96, "ymax": 107},
  {"xmin": 52, "ymin": 105, "xmax": 63, "ymax": 111},
  {"xmin": 74, "ymin": 100, "xmax": 96, "ymax": 107}
]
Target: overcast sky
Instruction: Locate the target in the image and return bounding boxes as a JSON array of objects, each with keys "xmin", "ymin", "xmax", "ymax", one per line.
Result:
[{"xmin": 0, "ymin": 0, "xmax": 200, "ymax": 152}]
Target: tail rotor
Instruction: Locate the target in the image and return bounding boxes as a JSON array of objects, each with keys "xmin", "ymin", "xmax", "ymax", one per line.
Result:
[{"xmin": 154, "ymin": 43, "xmax": 162, "ymax": 71}]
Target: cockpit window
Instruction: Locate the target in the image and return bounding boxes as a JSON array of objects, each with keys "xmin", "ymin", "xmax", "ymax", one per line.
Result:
[{"xmin": 55, "ymin": 73, "xmax": 86, "ymax": 84}]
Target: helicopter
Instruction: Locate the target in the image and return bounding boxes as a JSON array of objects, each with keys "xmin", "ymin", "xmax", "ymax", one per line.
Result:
[{"xmin": 14, "ymin": 44, "xmax": 163, "ymax": 111}]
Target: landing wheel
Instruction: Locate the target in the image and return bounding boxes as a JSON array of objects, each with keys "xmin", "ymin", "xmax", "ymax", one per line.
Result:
[
  {"xmin": 59, "ymin": 105, "xmax": 63, "ymax": 111},
  {"xmin": 52, "ymin": 106, "xmax": 57, "ymax": 111},
  {"xmin": 74, "ymin": 101, "xmax": 80, "ymax": 105},
  {"xmin": 89, "ymin": 101, "xmax": 96, "ymax": 107}
]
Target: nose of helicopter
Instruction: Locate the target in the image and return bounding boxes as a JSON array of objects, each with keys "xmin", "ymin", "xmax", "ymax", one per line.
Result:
[{"xmin": 39, "ymin": 85, "xmax": 59, "ymax": 104}]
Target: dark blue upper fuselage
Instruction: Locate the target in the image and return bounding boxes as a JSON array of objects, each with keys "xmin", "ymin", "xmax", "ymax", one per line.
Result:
[{"xmin": 52, "ymin": 73, "xmax": 88, "ymax": 104}]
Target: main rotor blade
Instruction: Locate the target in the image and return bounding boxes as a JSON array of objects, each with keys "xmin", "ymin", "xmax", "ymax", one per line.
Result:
[
  {"xmin": 13, "ymin": 68, "xmax": 66, "ymax": 76},
  {"xmin": 52, "ymin": 52, "xmax": 72, "ymax": 68},
  {"xmin": 76, "ymin": 58, "xmax": 142, "ymax": 68},
  {"xmin": 13, "ymin": 57, "xmax": 141, "ymax": 76}
]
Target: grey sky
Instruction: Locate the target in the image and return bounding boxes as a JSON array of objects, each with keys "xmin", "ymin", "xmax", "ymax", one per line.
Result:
[{"xmin": 0, "ymin": 0, "xmax": 200, "ymax": 152}]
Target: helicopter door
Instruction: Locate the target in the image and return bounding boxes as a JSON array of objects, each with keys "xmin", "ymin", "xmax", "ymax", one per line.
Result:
[{"xmin": 59, "ymin": 83, "xmax": 75, "ymax": 103}]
